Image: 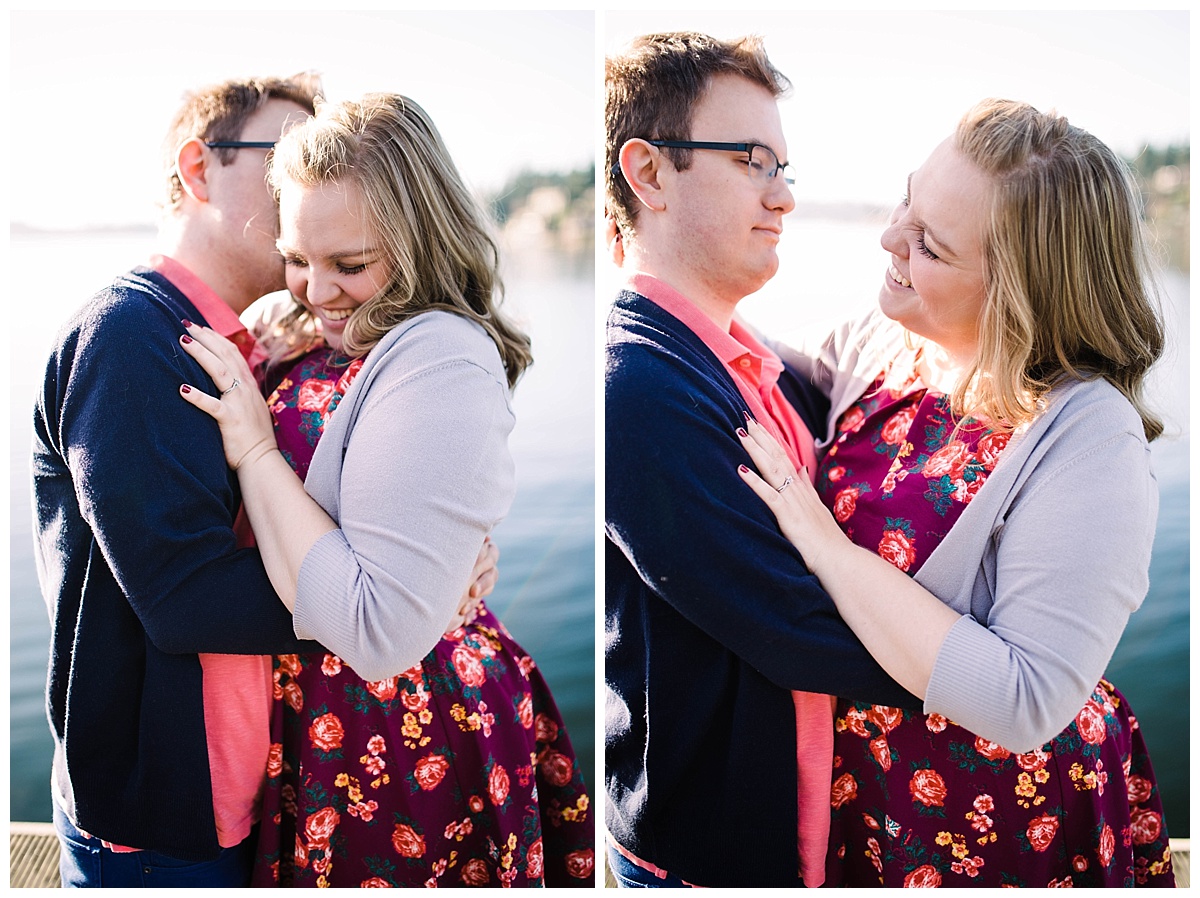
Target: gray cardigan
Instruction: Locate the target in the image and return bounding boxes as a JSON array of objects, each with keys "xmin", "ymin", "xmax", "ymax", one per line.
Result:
[
  {"xmin": 292, "ymin": 310, "xmax": 517, "ymax": 681},
  {"xmin": 773, "ymin": 310, "xmax": 1158, "ymax": 752}
]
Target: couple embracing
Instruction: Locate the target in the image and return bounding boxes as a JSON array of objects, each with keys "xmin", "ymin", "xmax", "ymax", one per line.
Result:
[{"xmin": 604, "ymin": 32, "xmax": 1173, "ymax": 888}]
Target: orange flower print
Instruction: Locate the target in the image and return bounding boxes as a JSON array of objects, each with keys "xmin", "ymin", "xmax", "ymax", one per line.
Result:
[
  {"xmin": 1075, "ymin": 700, "xmax": 1108, "ymax": 745},
  {"xmin": 414, "ymin": 753, "xmax": 450, "ymax": 791},
  {"xmin": 839, "ymin": 405, "xmax": 865, "ymax": 434},
  {"xmin": 1126, "ymin": 774, "xmax": 1154, "ymax": 805},
  {"xmin": 518, "ymin": 692, "xmax": 534, "ymax": 729},
  {"xmin": 321, "ymin": 654, "xmax": 342, "ymax": 676},
  {"xmin": 366, "ymin": 677, "xmax": 398, "ymax": 703},
  {"xmin": 878, "ymin": 527, "xmax": 916, "ymax": 571},
  {"xmin": 831, "ymin": 772, "xmax": 858, "ymax": 809},
  {"xmin": 923, "ymin": 441, "xmax": 970, "ymax": 481},
  {"xmin": 488, "ymin": 762, "xmax": 511, "ymax": 806},
  {"xmin": 361, "ymin": 876, "xmax": 390, "ymax": 887},
  {"xmin": 869, "ymin": 735, "xmax": 892, "ymax": 772},
  {"xmin": 909, "ymin": 768, "xmax": 947, "ymax": 808},
  {"xmin": 565, "ymin": 848, "xmax": 595, "ymax": 881},
  {"xmin": 309, "ymin": 712, "xmax": 345, "ymax": 753},
  {"xmin": 297, "ymin": 378, "xmax": 336, "ymax": 413},
  {"xmin": 865, "ymin": 705, "xmax": 904, "ymax": 734},
  {"xmin": 1015, "ymin": 747, "xmax": 1050, "ymax": 772},
  {"xmin": 973, "ymin": 737, "xmax": 1011, "ymax": 762},
  {"xmin": 925, "ymin": 713, "xmax": 948, "ymax": 733},
  {"xmin": 1130, "ymin": 808, "xmax": 1162, "ymax": 846},
  {"xmin": 534, "ymin": 712, "xmax": 559, "ymax": 745},
  {"xmin": 460, "ymin": 857, "xmax": 491, "ymax": 885},
  {"xmin": 266, "ymin": 742, "xmax": 283, "ymax": 779},
  {"xmin": 834, "ymin": 487, "xmax": 861, "ymax": 523},
  {"xmin": 1026, "ymin": 812, "xmax": 1059, "ymax": 852},
  {"xmin": 452, "ymin": 643, "xmax": 488, "ymax": 688},
  {"xmin": 539, "ymin": 750, "xmax": 575, "ymax": 788},
  {"xmin": 904, "ymin": 864, "xmax": 942, "ymax": 887},
  {"xmin": 526, "ymin": 837, "xmax": 545, "ymax": 882},
  {"xmin": 391, "ymin": 822, "xmax": 425, "ymax": 858},
  {"xmin": 305, "ymin": 806, "xmax": 340, "ymax": 850},
  {"xmin": 880, "ymin": 403, "xmax": 917, "ymax": 446},
  {"xmin": 1098, "ymin": 821, "xmax": 1116, "ymax": 866}
]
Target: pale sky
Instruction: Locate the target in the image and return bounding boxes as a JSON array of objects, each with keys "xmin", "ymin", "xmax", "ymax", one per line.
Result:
[
  {"xmin": 9, "ymin": 11, "xmax": 595, "ymax": 229},
  {"xmin": 604, "ymin": 10, "xmax": 1190, "ymax": 207}
]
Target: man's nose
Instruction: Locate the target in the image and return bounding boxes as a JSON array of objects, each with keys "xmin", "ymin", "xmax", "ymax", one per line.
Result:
[{"xmin": 766, "ymin": 175, "xmax": 795, "ymax": 215}]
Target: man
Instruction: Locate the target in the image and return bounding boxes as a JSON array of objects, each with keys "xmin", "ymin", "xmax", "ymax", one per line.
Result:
[
  {"xmin": 32, "ymin": 74, "xmax": 324, "ymax": 887},
  {"xmin": 604, "ymin": 34, "xmax": 920, "ymax": 888}
]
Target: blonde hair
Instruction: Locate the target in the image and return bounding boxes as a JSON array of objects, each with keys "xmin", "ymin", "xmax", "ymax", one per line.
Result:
[
  {"xmin": 263, "ymin": 93, "xmax": 532, "ymax": 387},
  {"xmin": 951, "ymin": 98, "xmax": 1164, "ymax": 440}
]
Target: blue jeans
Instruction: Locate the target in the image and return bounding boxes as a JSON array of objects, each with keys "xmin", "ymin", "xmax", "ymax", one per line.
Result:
[
  {"xmin": 606, "ymin": 841, "xmax": 691, "ymax": 888},
  {"xmin": 53, "ymin": 802, "xmax": 256, "ymax": 888}
]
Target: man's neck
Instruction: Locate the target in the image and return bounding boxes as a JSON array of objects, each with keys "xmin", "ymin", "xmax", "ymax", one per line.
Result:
[
  {"xmin": 157, "ymin": 222, "xmax": 254, "ymax": 316},
  {"xmin": 622, "ymin": 253, "xmax": 738, "ymax": 332}
]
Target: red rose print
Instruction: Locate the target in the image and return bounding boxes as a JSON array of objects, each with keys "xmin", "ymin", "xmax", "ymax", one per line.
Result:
[
  {"xmin": 469, "ymin": 794, "xmax": 485, "ymax": 813},
  {"xmin": 526, "ymin": 837, "xmax": 544, "ymax": 882},
  {"xmin": 266, "ymin": 742, "xmax": 283, "ymax": 779},
  {"xmin": 298, "ymin": 379, "xmax": 336, "ymax": 413},
  {"xmin": 565, "ymin": 849, "xmax": 595, "ymax": 880},
  {"xmin": 831, "ymin": 772, "xmax": 858, "ymax": 809},
  {"xmin": 518, "ymin": 693, "xmax": 534, "ymax": 729},
  {"xmin": 924, "ymin": 441, "xmax": 970, "ymax": 480},
  {"xmin": 833, "ymin": 487, "xmax": 860, "ymax": 523},
  {"xmin": 909, "ymin": 768, "xmax": 947, "ymax": 808},
  {"xmin": 414, "ymin": 753, "xmax": 450, "ymax": 791},
  {"xmin": 869, "ymin": 735, "xmax": 892, "ymax": 772},
  {"xmin": 1015, "ymin": 748, "xmax": 1049, "ymax": 772},
  {"xmin": 881, "ymin": 404, "xmax": 916, "ymax": 445},
  {"xmin": 974, "ymin": 737, "xmax": 1012, "ymax": 762},
  {"xmin": 865, "ymin": 705, "xmax": 903, "ymax": 734},
  {"xmin": 282, "ymin": 680, "xmax": 304, "ymax": 713},
  {"xmin": 539, "ymin": 750, "xmax": 575, "ymax": 788},
  {"xmin": 976, "ymin": 431, "xmax": 1010, "ymax": 469},
  {"xmin": 400, "ymin": 682, "xmax": 429, "ymax": 713},
  {"xmin": 878, "ymin": 528, "xmax": 916, "ymax": 571},
  {"xmin": 1130, "ymin": 808, "xmax": 1162, "ymax": 846},
  {"xmin": 839, "ymin": 406, "xmax": 865, "ymax": 433},
  {"xmin": 903, "ymin": 864, "xmax": 942, "ymax": 887},
  {"xmin": 336, "ymin": 359, "xmax": 363, "ymax": 393},
  {"xmin": 535, "ymin": 712, "xmax": 559, "ymax": 744},
  {"xmin": 1126, "ymin": 774, "xmax": 1153, "ymax": 805},
  {"xmin": 1098, "ymin": 821, "xmax": 1116, "ymax": 866},
  {"xmin": 366, "ymin": 677, "xmax": 398, "ymax": 703},
  {"xmin": 1073, "ymin": 854, "xmax": 1088, "ymax": 872},
  {"xmin": 294, "ymin": 833, "xmax": 309, "ymax": 870},
  {"xmin": 452, "ymin": 644, "xmax": 488, "ymax": 688},
  {"xmin": 863, "ymin": 813, "xmax": 881, "ymax": 830},
  {"xmin": 488, "ymin": 762, "xmax": 511, "ymax": 806},
  {"xmin": 391, "ymin": 823, "xmax": 425, "ymax": 858},
  {"xmin": 842, "ymin": 706, "xmax": 871, "ymax": 738},
  {"xmin": 1026, "ymin": 813, "xmax": 1060, "ymax": 852},
  {"xmin": 361, "ymin": 877, "xmax": 391, "ymax": 887},
  {"xmin": 1075, "ymin": 700, "xmax": 1107, "ymax": 745},
  {"xmin": 309, "ymin": 712, "xmax": 345, "ymax": 752},
  {"xmin": 459, "ymin": 858, "xmax": 490, "ymax": 886},
  {"xmin": 305, "ymin": 806, "xmax": 340, "ymax": 848}
]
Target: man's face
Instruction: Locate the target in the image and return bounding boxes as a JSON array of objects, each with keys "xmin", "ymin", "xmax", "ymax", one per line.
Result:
[
  {"xmin": 661, "ymin": 74, "xmax": 795, "ymax": 307},
  {"xmin": 207, "ymin": 98, "xmax": 310, "ymax": 299}
]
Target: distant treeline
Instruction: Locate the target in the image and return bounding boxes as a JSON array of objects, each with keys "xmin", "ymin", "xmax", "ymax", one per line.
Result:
[
  {"xmin": 487, "ymin": 167, "xmax": 595, "ymax": 226},
  {"xmin": 1125, "ymin": 143, "xmax": 1189, "ymax": 273}
]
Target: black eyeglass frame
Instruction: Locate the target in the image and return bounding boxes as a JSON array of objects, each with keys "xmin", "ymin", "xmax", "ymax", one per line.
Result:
[
  {"xmin": 204, "ymin": 140, "xmax": 278, "ymax": 149},
  {"xmin": 646, "ymin": 139, "xmax": 795, "ymax": 185}
]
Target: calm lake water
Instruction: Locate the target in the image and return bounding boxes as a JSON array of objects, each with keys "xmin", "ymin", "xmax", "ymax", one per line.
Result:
[{"xmin": 8, "ymin": 230, "xmax": 597, "ymax": 826}]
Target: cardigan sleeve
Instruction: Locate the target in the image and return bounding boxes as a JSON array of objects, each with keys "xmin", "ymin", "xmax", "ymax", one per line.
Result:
[
  {"xmin": 291, "ymin": 326, "xmax": 516, "ymax": 681},
  {"xmin": 45, "ymin": 292, "xmax": 314, "ymax": 654},
  {"xmin": 924, "ymin": 407, "xmax": 1157, "ymax": 752},
  {"xmin": 605, "ymin": 334, "xmax": 920, "ymax": 707}
]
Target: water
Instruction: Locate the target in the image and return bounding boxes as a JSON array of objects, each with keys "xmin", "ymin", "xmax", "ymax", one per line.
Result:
[
  {"xmin": 8, "ymin": 230, "xmax": 597, "ymax": 825},
  {"xmin": 740, "ymin": 217, "xmax": 1191, "ymax": 839}
]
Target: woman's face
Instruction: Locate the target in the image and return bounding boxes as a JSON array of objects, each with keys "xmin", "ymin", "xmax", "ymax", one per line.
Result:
[
  {"xmin": 877, "ymin": 137, "xmax": 991, "ymax": 364},
  {"xmin": 276, "ymin": 178, "xmax": 390, "ymax": 352}
]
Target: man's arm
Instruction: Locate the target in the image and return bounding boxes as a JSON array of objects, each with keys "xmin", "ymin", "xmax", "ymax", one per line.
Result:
[
  {"xmin": 45, "ymin": 293, "xmax": 314, "ymax": 654},
  {"xmin": 606, "ymin": 338, "xmax": 920, "ymax": 708}
]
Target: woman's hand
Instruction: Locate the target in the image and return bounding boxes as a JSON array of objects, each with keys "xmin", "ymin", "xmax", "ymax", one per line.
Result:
[
  {"xmin": 736, "ymin": 416, "xmax": 849, "ymax": 578},
  {"xmin": 446, "ymin": 537, "xmax": 500, "ymax": 632},
  {"xmin": 178, "ymin": 320, "xmax": 277, "ymax": 471}
]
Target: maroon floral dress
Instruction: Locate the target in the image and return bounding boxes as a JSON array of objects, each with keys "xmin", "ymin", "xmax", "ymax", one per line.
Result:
[
  {"xmin": 816, "ymin": 367, "xmax": 1174, "ymax": 888},
  {"xmin": 249, "ymin": 346, "xmax": 594, "ymax": 887}
]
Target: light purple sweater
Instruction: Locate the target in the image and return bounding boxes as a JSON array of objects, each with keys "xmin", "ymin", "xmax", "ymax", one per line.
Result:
[
  {"xmin": 292, "ymin": 311, "xmax": 516, "ymax": 681},
  {"xmin": 773, "ymin": 310, "xmax": 1158, "ymax": 752}
]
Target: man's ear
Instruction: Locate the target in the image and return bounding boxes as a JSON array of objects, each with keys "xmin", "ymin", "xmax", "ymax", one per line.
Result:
[
  {"xmin": 175, "ymin": 137, "xmax": 211, "ymax": 204},
  {"xmin": 618, "ymin": 139, "xmax": 668, "ymax": 213}
]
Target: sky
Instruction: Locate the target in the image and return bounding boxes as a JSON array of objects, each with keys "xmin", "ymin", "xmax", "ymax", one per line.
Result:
[
  {"xmin": 9, "ymin": 11, "xmax": 595, "ymax": 229},
  {"xmin": 604, "ymin": 10, "xmax": 1190, "ymax": 207}
]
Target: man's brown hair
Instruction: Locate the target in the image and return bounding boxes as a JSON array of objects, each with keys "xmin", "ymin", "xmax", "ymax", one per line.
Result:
[{"xmin": 604, "ymin": 32, "xmax": 789, "ymax": 235}]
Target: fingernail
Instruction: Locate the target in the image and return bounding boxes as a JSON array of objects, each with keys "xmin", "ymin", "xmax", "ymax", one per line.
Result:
[
  {"xmin": 743, "ymin": 410, "xmax": 752, "ymax": 422},
  {"xmin": 181, "ymin": 334, "xmax": 193, "ymax": 344},
  {"xmin": 736, "ymin": 427, "xmax": 749, "ymax": 438},
  {"xmin": 181, "ymin": 384, "xmax": 192, "ymax": 394},
  {"xmin": 738, "ymin": 464, "xmax": 750, "ymax": 474},
  {"xmin": 181, "ymin": 319, "xmax": 194, "ymax": 329}
]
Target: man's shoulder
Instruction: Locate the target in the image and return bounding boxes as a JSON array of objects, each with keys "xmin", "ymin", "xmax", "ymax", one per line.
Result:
[
  {"xmin": 58, "ymin": 268, "xmax": 195, "ymax": 353},
  {"xmin": 606, "ymin": 289, "xmax": 720, "ymax": 382}
]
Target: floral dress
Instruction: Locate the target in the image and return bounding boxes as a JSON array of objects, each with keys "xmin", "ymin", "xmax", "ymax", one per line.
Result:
[
  {"xmin": 249, "ymin": 346, "xmax": 594, "ymax": 887},
  {"xmin": 816, "ymin": 367, "xmax": 1174, "ymax": 888}
]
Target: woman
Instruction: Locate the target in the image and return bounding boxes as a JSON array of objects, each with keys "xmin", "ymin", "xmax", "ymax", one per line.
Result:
[
  {"xmin": 178, "ymin": 94, "xmax": 593, "ymax": 887},
  {"xmin": 738, "ymin": 99, "xmax": 1174, "ymax": 887}
]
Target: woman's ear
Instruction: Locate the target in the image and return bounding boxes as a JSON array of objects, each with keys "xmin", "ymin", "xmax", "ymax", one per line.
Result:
[
  {"xmin": 174, "ymin": 137, "xmax": 211, "ymax": 204},
  {"xmin": 618, "ymin": 138, "xmax": 667, "ymax": 213}
]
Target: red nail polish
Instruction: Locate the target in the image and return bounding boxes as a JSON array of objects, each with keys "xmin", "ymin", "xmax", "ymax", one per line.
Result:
[
  {"xmin": 738, "ymin": 464, "xmax": 749, "ymax": 473},
  {"xmin": 181, "ymin": 319, "xmax": 193, "ymax": 329},
  {"xmin": 181, "ymin": 334, "xmax": 193, "ymax": 344},
  {"xmin": 737, "ymin": 427, "xmax": 749, "ymax": 438},
  {"xmin": 181, "ymin": 384, "xmax": 192, "ymax": 393}
]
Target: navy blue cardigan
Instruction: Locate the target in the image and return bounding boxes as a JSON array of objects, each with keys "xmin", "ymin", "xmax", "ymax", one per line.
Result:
[
  {"xmin": 605, "ymin": 290, "xmax": 920, "ymax": 887},
  {"xmin": 32, "ymin": 268, "xmax": 319, "ymax": 861}
]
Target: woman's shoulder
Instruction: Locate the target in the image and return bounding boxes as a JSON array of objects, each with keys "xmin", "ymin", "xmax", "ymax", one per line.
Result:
[
  {"xmin": 1044, "ymin": 376, "xmax": 1148, "ymax": 443},
  {"xmin": 371, "ymin": 311, "xmax": 503, "ymax": 371}
]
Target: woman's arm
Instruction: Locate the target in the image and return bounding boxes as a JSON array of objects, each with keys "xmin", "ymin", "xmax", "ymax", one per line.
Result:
[{"xmin": 737, "ymin": 416, "xmax": 960, "ymax": 698}]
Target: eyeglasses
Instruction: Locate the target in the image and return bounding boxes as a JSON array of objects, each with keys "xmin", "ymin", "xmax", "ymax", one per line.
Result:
[
  {"xmin": 204, "ymin": 140, "xmax": 277, "ymax": 149},
  {"xmin": 648, "ymin": 140, "xmax": 795, "ymax": 186}
]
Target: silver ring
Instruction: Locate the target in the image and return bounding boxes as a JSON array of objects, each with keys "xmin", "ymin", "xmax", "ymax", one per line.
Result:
[
  {"xmin": 220, "ymin": 379, "xmax": 241, "ymax": 396},
  {"xmin": 776, "ymin": 475, "xmax": 794, "ymax": 493}
]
